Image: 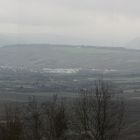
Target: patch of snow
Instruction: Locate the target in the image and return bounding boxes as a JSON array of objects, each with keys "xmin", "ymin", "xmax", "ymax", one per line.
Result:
[{"xmin": 42, "ymin": 68, "xmax": 80, "ymax": 74}]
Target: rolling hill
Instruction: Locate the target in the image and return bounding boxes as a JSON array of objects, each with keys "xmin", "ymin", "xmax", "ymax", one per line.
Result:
[{"xmin": 0, "ymin": 44, "xmax": 140, "ymax": 72}]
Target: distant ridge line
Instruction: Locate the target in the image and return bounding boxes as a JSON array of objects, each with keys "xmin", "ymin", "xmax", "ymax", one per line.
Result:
[{"xmin": 3, "ymin": 43, "xmax": 126, "ymax": 50}]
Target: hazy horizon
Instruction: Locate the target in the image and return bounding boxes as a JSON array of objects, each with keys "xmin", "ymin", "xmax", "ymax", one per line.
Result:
[{"xmin": 0, "ymin": 0, "xmax": 140, "ymax": 47}]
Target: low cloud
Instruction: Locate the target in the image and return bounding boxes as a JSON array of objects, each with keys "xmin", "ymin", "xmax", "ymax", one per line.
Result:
[{"xmin": 0, "ymin": 0, "xmax": 140, "ymax": 46}]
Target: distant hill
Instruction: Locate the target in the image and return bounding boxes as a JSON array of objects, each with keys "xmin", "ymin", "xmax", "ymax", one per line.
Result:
[
  {"xmin": 125, "ymin": 37, "xmax": 140, "ymax": 49},
  {"xmin": 0, "ymin": 44, "xmax": 140, "ymax": 73}
]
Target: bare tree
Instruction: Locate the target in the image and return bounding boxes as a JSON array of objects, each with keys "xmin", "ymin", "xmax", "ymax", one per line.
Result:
[
  {"xmin": 0, "ymin": 104, "xmax": 23, "ymax": 140},
  {"xmin": 23, "ymin": 97, "xmax": 43, "ymax": 140},
  {"xmin": 74, "ymin": 80, "xmax": 125, "ymax": 140},
  {"xmin": 0, "ymin": 80, "xmax": 125, "ymax": 140},
  {"xmin": 42, "ymin": 95, "xmax": 68, "ymax": 140}
]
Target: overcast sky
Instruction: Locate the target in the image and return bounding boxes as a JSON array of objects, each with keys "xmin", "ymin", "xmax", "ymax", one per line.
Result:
[{"xmin": 0, "ymin": 0, "xmax": 140, "ymax": 46}]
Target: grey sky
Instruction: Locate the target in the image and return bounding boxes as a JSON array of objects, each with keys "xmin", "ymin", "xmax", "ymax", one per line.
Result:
[{"xmin": 0, "ymin": 0, "xmax": 140, "ymax": 46}]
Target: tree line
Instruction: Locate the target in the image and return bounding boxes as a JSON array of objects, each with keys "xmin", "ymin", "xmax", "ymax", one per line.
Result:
[{"xmin": 0, "ymin": 80, "xmax": 125, "ymax": 140}]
